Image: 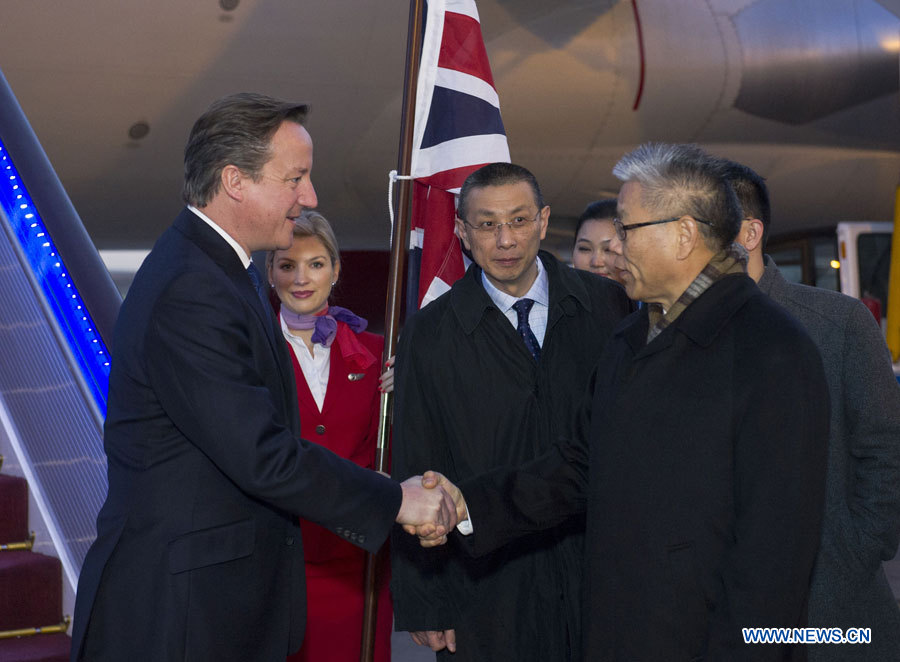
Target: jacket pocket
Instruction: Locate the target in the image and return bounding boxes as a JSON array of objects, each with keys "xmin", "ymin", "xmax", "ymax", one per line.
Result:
[{"xmin": 168, "ymin": 518, "xmax": 255, "ymax": 574}]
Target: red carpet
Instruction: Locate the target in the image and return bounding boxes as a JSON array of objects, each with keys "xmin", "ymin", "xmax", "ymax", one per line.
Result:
[
  {"xmin": 0, "ymin": 633, "xmax": 71, "ymax": 662},
  {"xmin": 0, "ymin": 471, "xmax": 70, "ymax": 661},
  {"xmin": 0, "ymin": 475, "xmax": 27, "ymax": 542}
]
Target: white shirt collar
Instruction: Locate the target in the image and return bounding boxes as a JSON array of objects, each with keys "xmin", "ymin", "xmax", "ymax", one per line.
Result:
[
  {"xmin": 188, "ymin": 205, "xmax": 251, "ymax": 268},
  {"xmin": 481, "ymin": 256, "xmax": 549, "ymax": 312}
]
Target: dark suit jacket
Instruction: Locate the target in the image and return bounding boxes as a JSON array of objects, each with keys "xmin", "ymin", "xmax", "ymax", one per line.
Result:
[
  {"xmin": 760, "ymin": 258, "xmax": 900, "ymax": 661},
  {"xmin": 461, "ymin": 274, "xmax": 830, "ymax": 661},
  {"xmin": 71, "ymin": 209, "xmax": 400, "ymax": 661},
  {"xmin": 391, "ymin": 252, "xmax": 632, "ymax": 661}
]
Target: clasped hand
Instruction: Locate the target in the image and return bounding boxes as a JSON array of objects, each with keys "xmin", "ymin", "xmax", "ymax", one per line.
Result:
[{"xmin": 396, "ymin": 471, "xmax": 467, "ymax": 547}]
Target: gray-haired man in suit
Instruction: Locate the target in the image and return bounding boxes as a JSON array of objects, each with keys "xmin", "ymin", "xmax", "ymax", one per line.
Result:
[{"xmin": 728, "ymin": 160, "xmax": 900, "ymax": 661}]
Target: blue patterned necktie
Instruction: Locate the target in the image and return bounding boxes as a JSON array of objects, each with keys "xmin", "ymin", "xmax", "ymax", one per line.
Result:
[
  {"xmin": 513, "ymin": 298, "xmax": 540, "ymax": 362},
  {"xmin": 246, "ymin": 262, "xmax": 269, "ymax": 306}
]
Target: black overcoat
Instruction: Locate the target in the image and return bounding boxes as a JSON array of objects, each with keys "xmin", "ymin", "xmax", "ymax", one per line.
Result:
[
  {"xmin": 71, "ymin": 210, "xmax": 400, "ymax": 661},
  {"xmin": 391, "ymin": 251, "xmax": 632, "ymax": 661},
  {"xmin": 461, "ymin": 273, "xmax": 830, "ymax": 661}
]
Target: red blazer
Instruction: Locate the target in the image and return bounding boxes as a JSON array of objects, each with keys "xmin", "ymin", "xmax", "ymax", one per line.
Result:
[{"xmin": 286, "ymin": 327, "xmax": 385, "ymax": 566}]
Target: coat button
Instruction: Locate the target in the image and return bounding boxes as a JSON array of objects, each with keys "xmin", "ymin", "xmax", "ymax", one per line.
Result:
[
  {"xmin": 315, "ymin": 424, "xmax": 326, "ymax": 435},
  {"xmin": 286, "ymin": 536, "xmax": 294, "ymax": 546}
]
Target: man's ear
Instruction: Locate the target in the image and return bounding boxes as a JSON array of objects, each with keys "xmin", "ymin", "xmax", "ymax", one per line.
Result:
[
  {"xmin": 455, "ymin": 216, "xmax": 472, "ymax": 252},
  {"xmin": 737, "ymin": 218, "xmax": 764, "ymax": 253},
  {"xmin": 674, "ymin": 216, "xmax": 703, "ymax": 260},
  {"xmin": 221, "ymin": 165, "xmax": 245, "ymax": 202},
  {"xmin": 537, "ymin": 205, "xmax": 550, "ymax": 241}
]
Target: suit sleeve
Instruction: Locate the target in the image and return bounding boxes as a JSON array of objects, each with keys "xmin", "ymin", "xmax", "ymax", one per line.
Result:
[
  {"xmin": 389, "ymin": 316, "xmax": 460, "ymax": 632},
  {"xmin": 840, "ymin": 302, "xmax": 900, "ymax": 568},
  {"xmin": 144, "ymin": 271, "xmax": 400, "ymax": 553},
  {"xmin": 706, "ymin": 330, "xmax": 829, "ymax": 661},
  {"xmin": 456, "ymin": 370, "xmax": 594, "ymax": 557}
]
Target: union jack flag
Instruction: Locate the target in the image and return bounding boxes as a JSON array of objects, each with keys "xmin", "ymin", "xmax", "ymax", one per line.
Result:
[{"xmin": 408, "ymin": 0, "xmax": 510, "ymax": 309}]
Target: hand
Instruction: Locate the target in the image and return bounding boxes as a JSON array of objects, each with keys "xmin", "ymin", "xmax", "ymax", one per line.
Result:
[
  {"xmin": 396, "ymin": 475, "xmax": 458, "ymax": 541},
  {"xmin": 401, "ymin": 471, "xmax": 468, "ymax": 547},
  {"xmin": 378, "ymin": 355, "xmax": 395, "ymax": 393},
  {"xmin": 410, "ymin": 629, "xmax": 457, "ymax": 653}
]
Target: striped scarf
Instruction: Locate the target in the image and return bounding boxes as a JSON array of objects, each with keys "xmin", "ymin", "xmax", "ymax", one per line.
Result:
[{"xmin": 646, "ymin": 242, "xmax": 748, "ymax": 343}]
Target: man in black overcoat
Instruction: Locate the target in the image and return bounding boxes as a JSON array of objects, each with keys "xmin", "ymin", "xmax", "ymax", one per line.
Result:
[
  {"xmin": 70, "ymin": 92, "xmax": 457, "ymax": 661},
  {"xmin": 391, "ymin": 163, "xmax": 632, "ymax": 660},
  {"xmin": 433, "ymin": 144, "xmax": 830, "ymax": 661}
]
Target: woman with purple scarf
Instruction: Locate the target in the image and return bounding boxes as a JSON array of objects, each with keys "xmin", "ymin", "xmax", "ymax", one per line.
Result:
[{"xmin": 266, "ymin": 210, "xmax": 393, "ymax": 662}]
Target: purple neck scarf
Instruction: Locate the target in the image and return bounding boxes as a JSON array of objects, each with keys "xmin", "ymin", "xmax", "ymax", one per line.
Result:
[{"xmin": 281, "ymin": 305, "xmax": 367, "ymax": 347}]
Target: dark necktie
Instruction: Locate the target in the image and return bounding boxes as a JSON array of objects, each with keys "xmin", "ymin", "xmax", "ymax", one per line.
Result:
[
  {"xmin": 246, "ymin": 262, "xmax": 269, "ymax": 307},
  {"xmin": 512, "ymin": 298, "xmax": 540, "ymax": 362}
]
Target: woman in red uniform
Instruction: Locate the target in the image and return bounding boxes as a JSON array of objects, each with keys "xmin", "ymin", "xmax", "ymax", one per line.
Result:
[{"xmin": 267, "ymin": 210, "xmax": 392, "ymax": 662}]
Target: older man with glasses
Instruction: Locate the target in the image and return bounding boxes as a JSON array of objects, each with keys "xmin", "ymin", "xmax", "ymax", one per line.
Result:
[
  {"xmin": 431, "ymin": 144, "xmax": 831, "ymax": 661},
  {"xmin": 390, "ymin": 162, "xmax": 633, "ymax": 661}
]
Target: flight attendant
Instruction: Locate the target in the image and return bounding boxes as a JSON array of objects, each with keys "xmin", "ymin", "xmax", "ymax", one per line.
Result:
[
  {"xmin": 572, "ymin": 198, "xmax": 627, "ymax": 285},
  {"xmin": 266, "ymin": 210, "xmax": 392, "ymax": 662}
]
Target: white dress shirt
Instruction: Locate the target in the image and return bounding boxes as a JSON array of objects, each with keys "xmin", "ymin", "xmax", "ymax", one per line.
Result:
[
  {"xmin": 188, "ymin": 205, "xmax": 251, "ymax": 268},
  {"xmin": 481, "ymin": 257, "xmax": 550, "ymax": 346},
  {"xmin": 279, "ymin": 312, "xmax": 330, "ymax": 412}
]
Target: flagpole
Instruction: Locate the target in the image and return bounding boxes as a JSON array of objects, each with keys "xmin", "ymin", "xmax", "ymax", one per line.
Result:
[{"xmin": 360, "ymin": 0, "xmax": 426, "ymax": 659}]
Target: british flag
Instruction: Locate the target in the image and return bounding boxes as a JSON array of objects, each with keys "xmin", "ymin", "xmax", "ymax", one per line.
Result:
[{"xmin": 408, "ymin": 0, "xmax": 510, "ymax": 308}]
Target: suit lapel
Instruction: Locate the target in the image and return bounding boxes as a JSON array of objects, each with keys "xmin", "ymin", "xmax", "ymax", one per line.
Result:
[
  {"xmin": 286, "ymin": 341, "xmax": 319, "ymax": 415},
  {"xmin": 173, "ymin": 209, "xmax": 291, "ymax": 398},
  {"xmin": 320, "ymin": 337, "xmax": 348, "ymax": 417}
]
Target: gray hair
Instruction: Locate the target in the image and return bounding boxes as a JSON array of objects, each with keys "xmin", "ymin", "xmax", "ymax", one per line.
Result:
[
  {"xmin": 183, "ymin": 92, "xmax": 309, "ymax": 207},
  {"xmin": 612, "ymin": 143, "xmax": 740, "ymax": 250}
]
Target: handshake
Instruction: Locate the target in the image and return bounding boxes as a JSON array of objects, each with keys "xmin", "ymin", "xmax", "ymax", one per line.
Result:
[{"xmin": 395, "ymin": 471, "xmax": 467, "ymax": 547}]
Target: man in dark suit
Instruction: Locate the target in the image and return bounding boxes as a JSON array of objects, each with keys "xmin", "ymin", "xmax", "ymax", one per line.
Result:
[
  {"xmin": 390, "ymin": 163, "xmax": 632, "ymax": 661},
  {"xmin": 729, "ymin": 161, "xmax": 900, "ymax": 661},
  {"xmin": 70, "ymin": 92, "xmax": 457, "ymax": 661},
  {"xmin": 430, "ymin": 143, "xmax": 830, "ymax": 660}
]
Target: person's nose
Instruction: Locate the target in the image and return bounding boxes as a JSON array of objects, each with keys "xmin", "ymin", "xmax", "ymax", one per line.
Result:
[
  {"xmin": 495, "ymin": 223, "xmax": 516, "ymax": 248},
  {"xmin": 294, "ymin": 265, "xmax": 310, "ymax": 285},
  {"xmin": 298, "ymin": 178, "xmax": 317, "ymax": 209},
  {"xmin": 608, "ymin": 232, "xmax": 624, "ymax": 257},
  {"xmin": 590, "ymin": 249, "xmax": 604, "ymax": 267}
]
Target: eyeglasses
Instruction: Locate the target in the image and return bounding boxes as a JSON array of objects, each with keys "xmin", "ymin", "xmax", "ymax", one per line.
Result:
[
  {"xmin": 612, "ymin": 215, "xmax": 712, "ymax": 241},
  {"xmin": 462, "ymin": 210, "xmax": 542, "ymax": 235}
]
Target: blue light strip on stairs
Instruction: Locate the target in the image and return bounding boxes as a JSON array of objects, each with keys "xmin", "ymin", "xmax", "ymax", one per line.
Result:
[{"xmin": 0, "ymin": 138, "xmax": 109, "ymax": 415}]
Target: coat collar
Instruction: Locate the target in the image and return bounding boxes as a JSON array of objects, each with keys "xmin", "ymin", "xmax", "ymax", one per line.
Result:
[
  {"xmin": 450, "ymin": 250, "xmax": 592, "ymax": 335},
  {"xmin": 618, "ymin": 273, "xmax": 759, "ymax": 355},
  {"xmin": 172, "ymin": 207, "xmax": 287, "ymax": 378},
  {"xmin": 173, "ymin": 208, "xmax": 248, "ymax": 280},
  {"xmin": 756, "ymin": 255, "xmax": 786, "ymax": 299}
]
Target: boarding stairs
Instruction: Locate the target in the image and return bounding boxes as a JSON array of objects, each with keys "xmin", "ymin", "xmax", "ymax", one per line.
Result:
[{"xmin": 0, "ymin": 456, "xmax": 71, "ymax": 661}]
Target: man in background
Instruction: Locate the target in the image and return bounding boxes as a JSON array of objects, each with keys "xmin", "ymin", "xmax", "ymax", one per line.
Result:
[{"xmin": 728, "ymin": 160, "xmax": 900, "ymax": 661}]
